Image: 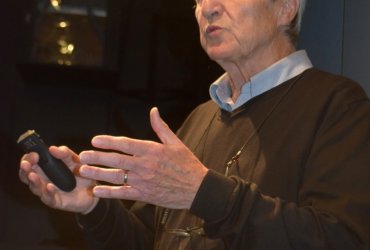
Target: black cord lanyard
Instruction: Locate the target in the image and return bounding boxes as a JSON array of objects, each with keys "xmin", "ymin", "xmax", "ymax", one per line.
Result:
[{"xmin": 158, "ymin": 71, "xmax": 307, "ymax": 236}]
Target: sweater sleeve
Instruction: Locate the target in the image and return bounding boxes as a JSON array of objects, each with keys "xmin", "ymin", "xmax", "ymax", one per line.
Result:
[
  {"xmin": 190, "ymin": 84, "xmax": 370, "ymax": 249},
  {"xmin": 76, "ymin": 199, "xmax": 155, "ymax": 250}
]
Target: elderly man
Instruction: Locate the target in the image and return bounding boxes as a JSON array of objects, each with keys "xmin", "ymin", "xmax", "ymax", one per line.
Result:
[{"xmin": 19, "ymin": 0, "xmax": 370, "ymax": 249}]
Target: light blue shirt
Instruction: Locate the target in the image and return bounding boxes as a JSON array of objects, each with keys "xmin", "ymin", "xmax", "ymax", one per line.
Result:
[{"xmin": 209, "ymin": 50, "xmax": 313, "ymax": 111}]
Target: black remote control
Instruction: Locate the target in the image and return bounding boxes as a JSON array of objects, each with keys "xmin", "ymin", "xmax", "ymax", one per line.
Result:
[{"xmin": 17, "ymin": 130, "xmax": 76, "ymax": 192}]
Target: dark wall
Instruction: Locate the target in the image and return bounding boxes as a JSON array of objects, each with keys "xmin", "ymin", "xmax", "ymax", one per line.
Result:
[
  {"xmin": 0, "ymin": 0, "xmax": 222, "ymax": 249},
  {"xmin": 0, "ymin": 0, "xmax": 26, "ymax": 248},
  {"xmin": 299, "ymin": 0, "xmax": 370, "ymax": 97},
  {"xmin": 343, "ymin": 1, "xmax": 370, "ymax": 95},
  {"xmin": 1, "ymin": 0, "xmax": 369, "ymax": 249},
  {"xmin": 298, "ymin": 0, "xmax": 345, "ymax": 75}
]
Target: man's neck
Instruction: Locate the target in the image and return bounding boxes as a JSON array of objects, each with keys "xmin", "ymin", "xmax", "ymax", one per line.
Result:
[{"xmin": 218, "ymin": 43, "xmax": 296, "ymax": 101}]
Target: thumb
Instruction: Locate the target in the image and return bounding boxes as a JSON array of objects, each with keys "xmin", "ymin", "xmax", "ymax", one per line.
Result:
[{"xmin": 150, "ymin": 107, "xmax": 181, "ymax": 145}]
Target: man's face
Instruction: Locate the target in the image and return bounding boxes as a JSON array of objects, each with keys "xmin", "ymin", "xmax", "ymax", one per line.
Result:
[{"xmin": 195, "ymin": 0, "xmax": 283, "ymax": 65}]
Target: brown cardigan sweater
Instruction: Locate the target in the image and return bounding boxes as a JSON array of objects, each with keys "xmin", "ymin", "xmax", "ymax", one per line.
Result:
[{"xmin": 78, "ymin": 68, "xmax": 370, "ymax": 249}]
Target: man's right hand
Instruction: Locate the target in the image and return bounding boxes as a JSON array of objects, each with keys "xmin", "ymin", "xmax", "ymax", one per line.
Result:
[{"xmin": 19, "ymin": 145, "xmax": 99, "ymax": 214}]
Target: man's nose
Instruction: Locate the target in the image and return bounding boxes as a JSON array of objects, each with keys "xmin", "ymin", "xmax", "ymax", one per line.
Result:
[{"xmin": 201, "ymin": 0, "xmax": 222, "ymax": 21}]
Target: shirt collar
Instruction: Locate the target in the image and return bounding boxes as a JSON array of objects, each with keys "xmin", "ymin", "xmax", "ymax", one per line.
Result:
[{"xmin": 209, "ymin": 50, "xmax": 313, "ymax": 111}]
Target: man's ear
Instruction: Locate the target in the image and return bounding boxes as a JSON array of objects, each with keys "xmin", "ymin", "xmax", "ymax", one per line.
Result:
[{"xmin": 278, "ymin": 0, "xmax": 299, "ymax": 26}]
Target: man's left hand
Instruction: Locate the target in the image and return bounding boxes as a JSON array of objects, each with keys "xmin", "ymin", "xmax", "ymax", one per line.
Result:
[{"xmin": 79, "ymin": 107, "xmax": 208, "ymax": 209}]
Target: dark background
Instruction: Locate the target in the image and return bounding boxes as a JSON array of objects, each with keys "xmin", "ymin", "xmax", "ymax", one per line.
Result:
[{"xmin": 1, "ymin": 0, "xmax": 369, "ymax": 249}]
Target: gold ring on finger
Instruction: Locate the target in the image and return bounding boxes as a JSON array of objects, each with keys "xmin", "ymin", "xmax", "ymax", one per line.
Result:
[{"xmin": 123, "ymin": 170, "xmax": 129, "ymax": 186}]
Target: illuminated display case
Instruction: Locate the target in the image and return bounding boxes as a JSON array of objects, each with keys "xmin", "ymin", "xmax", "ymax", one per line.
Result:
[{"xmin": 18, "ymin": 0, "xmax": 123, "ymax": 86}]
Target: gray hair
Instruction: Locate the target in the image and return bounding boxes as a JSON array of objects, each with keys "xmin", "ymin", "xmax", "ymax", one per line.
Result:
[{"xmin": 286, "ymin": 0, "xmax": 307, "ymax": 45}]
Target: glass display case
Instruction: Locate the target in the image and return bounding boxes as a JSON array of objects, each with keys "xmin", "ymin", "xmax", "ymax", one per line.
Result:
[
  {"xmin": 30, "ymin": 0, "xmax": 107, "ymax": 67},
  {"xmin": 18, "ymin": 0, "xmax": 123, "ymax": 86}
]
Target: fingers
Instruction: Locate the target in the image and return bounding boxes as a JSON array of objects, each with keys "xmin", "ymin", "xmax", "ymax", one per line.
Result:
[
  {"xmin": 49, "ymin": 146, "xmax": 80, "ymax": 168},
  {"xmin": 92, "ymin": 185, "xmax": 141, "ymax": 201},
  {"xmin": 20, "ymin": 152, "xmax": 39, "ymax": 167},
  {"xmin": 19, "ymin": 152, "xmax": 39, "ymax": 184},
  {"xmin": 22, "ymin": 169, "xmax": 58, "ymax": 208},
  {"xmin": 88, "ymin": 107, "xmax": 182, "ymax": 157},
  {"xmin": 79, "ymin": 151, "xmax": 140, "ymax": 171},
  {"xmin": 40, "ymin": 183, "xmax": 58, "ymax": 208},
  {"xmin": 27, "ymin": 172, "xmax": 47, "ymax": 197},
  {"xmin": 28, "ymin": 175, "xmax": 58, "ymax": 208},
  {"xmin": 19, "ymin": 160, "xmax": 32, "ymax": 184},
  {"xmin": 19, "ymin": 152, "xmax": 44, "ymax": 199},
  {"xmin": 91, "ymin": 135, "xmax": 156, "ymax": 156},
  {"xmin": 150, "ymin": 107, "xmax": 182, "ymax": 145},
  {"xmin": 19, "ymin": 146, "xmax": 75, "ymax": 194},
  {"xmin": 79, "ymin": 163, "xmax": 142, "ymax": 185},
  {"xmin": 79, "ymin": 165, "xmax": 129, "ymax": 185}
]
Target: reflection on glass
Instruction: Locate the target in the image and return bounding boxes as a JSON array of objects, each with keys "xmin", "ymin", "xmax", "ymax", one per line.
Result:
[
  {"xmin": 50, "ymin": 0, "xmax": 61, "ymax": 10},
  {"xmin": 58, "ymin": 40, "xmax": 74, "ymax": 55},
  {"xmin": 30, "ymin": 0, "xmax": 107, "ymax": 67},
  {"xmin": 57, "ymin": 20, "xmax": 70, "ymax": 28}
]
